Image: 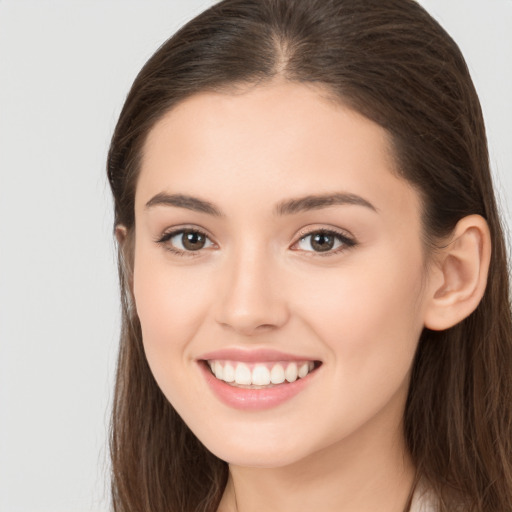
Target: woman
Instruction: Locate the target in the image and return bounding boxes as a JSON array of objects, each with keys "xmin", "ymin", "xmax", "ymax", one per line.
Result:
[{"xmin": 106, "ymin": 0, "xmax": 512, "ymax": 511}]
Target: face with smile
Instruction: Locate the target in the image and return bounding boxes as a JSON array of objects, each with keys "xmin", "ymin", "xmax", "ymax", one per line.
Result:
[{"xmin": 131, "ymin": 81, "xmax": 434, "ymax": 468}]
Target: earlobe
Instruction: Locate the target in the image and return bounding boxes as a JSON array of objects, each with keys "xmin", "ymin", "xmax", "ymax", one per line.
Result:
[{"xmin": 424, "ymin": 215, "xmax": 491, "ymax": 331}]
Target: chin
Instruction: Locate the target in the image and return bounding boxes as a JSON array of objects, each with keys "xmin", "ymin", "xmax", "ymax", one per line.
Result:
[
  {"xmin": 196, "ymin": 427, "xmax": 317, "ymax": 468},
  {"xmin": 212, "ymin": 448, "xmax": 303, "ymax": 469}
]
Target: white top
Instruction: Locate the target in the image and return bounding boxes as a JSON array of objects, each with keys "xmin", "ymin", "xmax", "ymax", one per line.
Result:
[{"xmin": 409, "ymin": 483, "xmax": 437, "ymax": 512}]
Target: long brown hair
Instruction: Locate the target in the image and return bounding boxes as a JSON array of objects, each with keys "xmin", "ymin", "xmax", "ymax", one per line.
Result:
[{"xmin": 106, "ymin": 1, "xmax": 512, "ymax": 510}]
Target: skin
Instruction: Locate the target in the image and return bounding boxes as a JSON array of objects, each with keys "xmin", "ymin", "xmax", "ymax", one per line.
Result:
[{"xmin": 129, "ymin": 81, "xmax": 464, "ymax": 511}]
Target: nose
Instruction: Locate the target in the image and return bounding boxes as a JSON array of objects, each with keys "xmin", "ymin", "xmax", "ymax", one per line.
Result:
[{"xmin": 214, "ymin": 245, "xmax": 290, "ymax": 336}]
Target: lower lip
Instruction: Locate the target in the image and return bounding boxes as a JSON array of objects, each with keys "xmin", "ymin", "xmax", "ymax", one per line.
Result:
[{"xmin": 198, "ymin": 361, "xmax": 319, "ymax": 411}]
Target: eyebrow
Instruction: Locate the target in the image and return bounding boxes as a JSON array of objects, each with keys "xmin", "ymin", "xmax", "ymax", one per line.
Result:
[
  {"xmin": 145, "ymin": 192, "xmax": 223, "ymax": 216},
  {"xmin": 145, "ymin": 192, "xmax": 378, "ymax": 216},
  {"xmin": 274, "ymin": 192, "xmax": 377, "ymax": 215}
]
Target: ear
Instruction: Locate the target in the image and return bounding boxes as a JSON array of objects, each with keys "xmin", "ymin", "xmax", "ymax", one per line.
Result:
[
  {"xmin": 114, "ymin": 224, "xmax": 135, "ymax": 298},
  {"xmin": 115, "ymin": 224, "xmax": 127, "ymax": 245},
  {"xmin": 423, "ymin": 215, "xmax": 491, "ymax": 331}
]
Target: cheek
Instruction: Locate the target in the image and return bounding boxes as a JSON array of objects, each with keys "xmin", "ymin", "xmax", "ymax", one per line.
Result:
[
  {"xmin": 132, "ymin": 252, "xmax": 219, "ymax": 418},
  {"xmin": 132, "ymin": 248, "xmax": 212, "ymax": 368},
  {"xmin": 298, "ymin": 246, "xmax": 426, "ymax": 387},
  {"xmin": 284, "ymin": 251, "xmax": 426, "ymax": 446}
]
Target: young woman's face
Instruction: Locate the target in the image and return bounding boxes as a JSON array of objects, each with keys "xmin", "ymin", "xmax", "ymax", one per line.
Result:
[{"xmin": 132, "ymin": 82, "xmax": 433, "ymax": 467}]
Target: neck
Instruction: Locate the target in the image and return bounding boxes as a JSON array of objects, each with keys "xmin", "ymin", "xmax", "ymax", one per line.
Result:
[{"xmin": 217, "ymin": 394, "xmax": 415, "ymax": 512}]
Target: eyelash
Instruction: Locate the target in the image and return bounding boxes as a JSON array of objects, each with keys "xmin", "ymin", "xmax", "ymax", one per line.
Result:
[
  {"xmin": 155, "ymin": 227, "xmax": 357, "ymax": 258},
  {"xmin": 294, "ymin": 228, "xmax": 357, "ymax": 257}
]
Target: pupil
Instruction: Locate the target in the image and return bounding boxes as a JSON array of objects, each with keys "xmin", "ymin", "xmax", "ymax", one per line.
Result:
[
  {"xmin": 183, "ymin": 232, "xmax": 205, "ymax": 250},
  {"xmin": 312, "ymin": 233, "xmax": 334, "ymax": 252}
]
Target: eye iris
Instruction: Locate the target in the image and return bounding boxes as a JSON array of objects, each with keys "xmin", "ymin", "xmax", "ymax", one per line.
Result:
[
  {"xmin": 311, "ymin": 233, "xmax": 334, "ymax": 252},
  {"xmin": 182, "ymin": 231, "xmax": 206, "ymax": 251}
]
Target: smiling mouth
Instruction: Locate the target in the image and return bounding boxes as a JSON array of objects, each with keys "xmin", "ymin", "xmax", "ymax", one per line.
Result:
[{"xmin": 203, "ymin": 360, "xmax": 322, "ymax": 389}]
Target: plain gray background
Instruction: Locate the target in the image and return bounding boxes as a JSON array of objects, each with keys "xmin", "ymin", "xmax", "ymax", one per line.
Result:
[{"xmin": 0, "ymin": 1, "xmax": 510, "ymax": 511}]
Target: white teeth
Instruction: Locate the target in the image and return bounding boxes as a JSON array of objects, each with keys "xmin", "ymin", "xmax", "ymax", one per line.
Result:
[
  {"xmin": 214, "ymin": 361, "xmax": 223, "ymax": 380},
  {"xmin": 298, "ymin": 362, "xmax": 309, "ymax": 378},
  {"xmin": 252, "ymin": 365, "xmax": 271, "ymax": 386},
  {"xmin": 223, "ymin": 362, "xmax": 235, "ymax": 382},
  {"xmin": 234, "ymin": 363, "xmax": 252, "ymax": 385},
  {"xmin": 270, "ymin": 364, "xmax": 286, "ymax": 384},
  {"xmin": 285, "ymin": 362, "xmax": 298, "ymax": 382},
  {"xmin": 207, "ymin": 360, "xmax": 317, "ymax": 386}
]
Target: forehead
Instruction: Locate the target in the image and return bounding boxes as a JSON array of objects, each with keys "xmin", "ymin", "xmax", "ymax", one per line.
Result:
[{"xmin": 136, "ymin": 81, "xmax": 420, "ymax": 222}]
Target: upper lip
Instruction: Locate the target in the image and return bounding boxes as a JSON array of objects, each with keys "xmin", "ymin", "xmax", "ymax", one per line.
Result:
[{"xmin": 198, "ymin": 348, "xmax": 320, "ymax": 363}]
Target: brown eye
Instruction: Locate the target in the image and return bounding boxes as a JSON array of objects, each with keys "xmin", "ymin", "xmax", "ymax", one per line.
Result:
[
  {"xmin": 158, "ymin": 229, "xmax": 214, "ymax": 254},
  {"xmin": 295, "ymin": 230, "xmax": 356, "ymax": 254},
  {"xmin": 310, "ymin": 233, "xmax": 335, "ymax": 252},
  {"xmin": 181, "ymin": 231, "xmax": 207, "ymax": 251}
]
